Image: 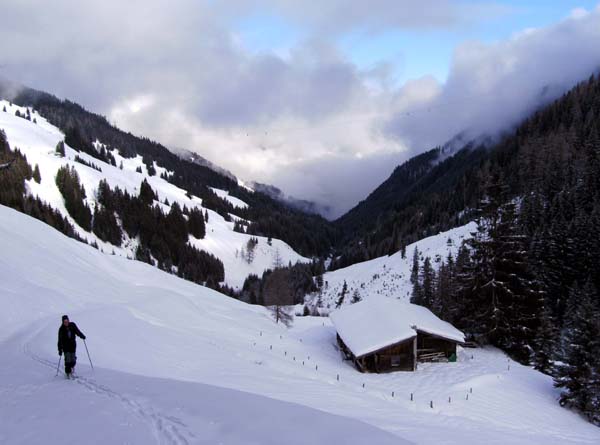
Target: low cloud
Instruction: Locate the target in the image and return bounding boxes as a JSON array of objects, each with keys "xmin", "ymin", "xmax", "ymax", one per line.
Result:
[
  {"xmin": 385, "ymin": 6, "xmax": 600, "ymax": 149},
  {"xmin": 1, "ymin": 2, "xmax": 599, "ymax": 218}
]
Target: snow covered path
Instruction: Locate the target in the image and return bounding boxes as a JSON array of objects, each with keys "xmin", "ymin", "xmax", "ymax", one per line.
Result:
[
  {"xmin": 1, "ymin": 205, "xmax": 599, "ymax": 444},
  {"xmin": 2, "ymin": 319, "xmax": 403, "ymax": 445}
]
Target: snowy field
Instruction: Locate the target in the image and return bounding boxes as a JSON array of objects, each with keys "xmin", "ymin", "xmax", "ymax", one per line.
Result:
[
  {"xmin": 1, "ymin": 205, "xmax": 599, "ymax": 445},
  {"xmin": 0, "ymin": 102, "xmax": 308, "ymax": 288}
]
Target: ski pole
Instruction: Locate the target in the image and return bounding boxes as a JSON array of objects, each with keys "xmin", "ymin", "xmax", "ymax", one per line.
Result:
[
  {"xmin": 55, "ymin": 355, "xmax": 62, "ymax": 376},
  {"xmin": 83, "ymin": 339, "xmax": 94, "ymax": 371}
]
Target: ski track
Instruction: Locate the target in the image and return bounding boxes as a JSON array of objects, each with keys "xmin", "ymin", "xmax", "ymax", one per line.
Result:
[{"xmin": 21, "ymin": 324, "xmax": 193, "ymax": 445}]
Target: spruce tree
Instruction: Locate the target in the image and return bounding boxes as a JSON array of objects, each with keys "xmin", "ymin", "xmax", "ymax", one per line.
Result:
[
  {"xmin": 420, "ymin": 257, "xmax": 435, "ymax": 310},
  {"xmin": 139, "ymin": 179, "xmax": 156, "ymax": 206},
  {"xmin": 166, "ymin": 202, "xmax": 188, "ymax": 244},
  {"xmin": 555, "ymin": 280, "xmax": 600, "ymax": 421},
  {"xmin": 410, "ymin": 262, "xmax": 422, "ymax": 306},
  {"xmin": 93, "ymin": 205, "xmax": 122, "ymax": 246},
  {"xmin": 55, "ymin": 141, "xmax": 65, "ymax": 157},
  {"xmin": 32, "ymin": 164, "xmax": 41, "ymax": 184},
  {"xmin": 55, "ymin": 165, "xmax": 92, "ymax": 231},
  {"xmin": 410, "ymin": 246, "xmax": 419, "ymax": 285},
  {"xmin": 493, "ymin": 200, "xmax": 542, "ymax": 362},
  {"xmin": 188, "ymin": 207, "xmax": 206, "ymax": 239},
  {"xmin": 336, "ymin": 280, "xmax": 348, "ymax": 309},
  {"xmin": 533, "ymin": 303, "xmax": 558, "ymax": 375},
  {"xmin": 433, "ymin": 261, "xmax": 450, "ymax": 318}
]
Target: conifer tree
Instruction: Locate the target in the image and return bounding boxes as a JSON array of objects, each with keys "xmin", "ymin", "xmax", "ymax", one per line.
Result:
[
  {"xmin": 166, "ymin": 202, "xmax": 188, "ymax": 244},
  {"xmin": 555, "ymin": 280, "xmax": 600, "ymax": 421},
  {"xmin": 493, "ymin": 200, "xmax": 542, "ymax": 361},
  {"xmin": 55, "ymin": 141, "xmax": 65, "ymax": 157},
  {"xmin": 336, "ymin": 280, "xmax": 348, "ymax": 309},
  {"xmin": 433, "ymin": 261, "xmax": 450, "ymax": 318},
  {"xmin": 93, "ymin": 205, "xmax": 122, "ymax": 246},
  {"xmin": 139, "ymin": 179, "xmax": 156, "ymax": 206},
  {"xmin": 410, "ymin": 246, "xmax": 420, "ymax": 285},
  {"xmin": 188, "ymin": 207, "xmax": 206, "ymax": 239},
  {"xmin": 32, "ymin": 164, "xmax": 41, "ymax": 184},
  {"xmin": 55, "ymin": 165, "xmax": 92, "ymax": 231},
  {"xmin": 420, "ymin": 257, "xmax": 435, "ymax": 310},
  {"xmin": 533, "ymin": 303, "xmax": 558, "ymax": 375}
]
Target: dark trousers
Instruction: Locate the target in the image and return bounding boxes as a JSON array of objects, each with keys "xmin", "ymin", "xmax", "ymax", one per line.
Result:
[{"xmin": 64, "ymin": 352, "xmax": 77, "ymax": 374}]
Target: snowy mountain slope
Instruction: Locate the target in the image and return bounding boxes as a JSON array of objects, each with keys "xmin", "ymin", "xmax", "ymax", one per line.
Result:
[
  {"xmin": 1, "ymin": 205, "xmax": 598, "ymax": 445},
  {"xmin": 0, "ymin": 205, "xmax": 404, "ymax": 445},
  {"xmin": 0, "ymin": 101, "xmax": 308, "ymax": 288},
  {"xmin": 312, "ymin": 222, "xmax": 476, "ymax": 311},
  {"xmin": 209, "ymin": 187, "xmax": 249, "ymax": 209}
]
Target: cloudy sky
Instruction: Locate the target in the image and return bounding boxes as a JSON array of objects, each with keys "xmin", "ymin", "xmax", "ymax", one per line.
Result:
[{"xmin": 2, "ymin": 1, "xmax": 600, "ymax": 218}]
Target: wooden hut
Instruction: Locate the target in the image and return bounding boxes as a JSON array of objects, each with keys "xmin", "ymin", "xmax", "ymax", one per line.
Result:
[{"xmin": 330, "ymin": 298, "xmax": 465, "ymax": 373}]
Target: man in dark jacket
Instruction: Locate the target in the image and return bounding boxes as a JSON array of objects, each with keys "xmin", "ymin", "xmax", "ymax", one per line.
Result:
[{"xmin": 57, "ymin": 315, "xmax": 86, "ymax": 376}]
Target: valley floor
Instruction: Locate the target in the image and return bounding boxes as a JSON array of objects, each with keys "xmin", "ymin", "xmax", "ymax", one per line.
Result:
[{"xmin": 1, "ymin": 205, "xmax": 599, "ymax": 444}]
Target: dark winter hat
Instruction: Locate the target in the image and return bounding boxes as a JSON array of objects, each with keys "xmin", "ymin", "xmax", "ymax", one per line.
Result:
[{"xmin": 62, "ymin": 315, "xmax": 69, "ymax": 321}]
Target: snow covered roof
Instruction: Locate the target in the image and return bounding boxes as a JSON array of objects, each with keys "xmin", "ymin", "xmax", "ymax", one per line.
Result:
[{"xmin": 330, "ymin": 298, "xmax": 465, "ymax": 358}]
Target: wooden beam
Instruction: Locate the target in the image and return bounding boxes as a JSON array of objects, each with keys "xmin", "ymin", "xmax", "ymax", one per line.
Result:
[
  {"xmin": 415, "ymin": 329, "xmax": 464, "ymax": 345},
  {"xmin": 353, "ymin": 335, "xmax": 417, "ymax": 359},
  {"xmin": 413, "ymin": 337, "xmax": 417, "ymax": 371}
]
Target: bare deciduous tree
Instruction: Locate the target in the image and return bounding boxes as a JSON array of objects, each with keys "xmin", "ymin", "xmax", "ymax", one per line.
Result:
[{"xmin": 264, "ymin": 268, "xmax": 294, "ymax": 327}]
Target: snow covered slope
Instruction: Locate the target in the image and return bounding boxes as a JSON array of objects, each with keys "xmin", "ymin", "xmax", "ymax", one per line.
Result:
[
  {"xmin": 209, "ymin": 186, "xmax": 249, "ymax": 209},
  {"xmin": 1, "ymin": 205, "xmax": 598, "ymax": 445},
  {"xmin": 0, "ymin": 205, "xmax": 403, "ymax": 445},
  {"xmin": 0, "ymin": 101, "xmax": 308, "ymax": 288},
  {"xmin": 312, "ymin": 222, "xmax": 476, "ymax": 311}
]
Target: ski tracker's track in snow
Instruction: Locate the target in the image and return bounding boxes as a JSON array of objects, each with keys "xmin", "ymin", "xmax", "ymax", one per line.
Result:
[
  {"xmin": 20, "ymin": 322, "xmax": 194, "ymax": 445},
  {"xmin": 72, "ymin": 377, "xmax": 192, "ymax": 445}
]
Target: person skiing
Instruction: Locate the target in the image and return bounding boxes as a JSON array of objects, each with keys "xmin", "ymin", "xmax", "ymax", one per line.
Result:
[{"xmin": 57, "ymin": 315, "xmax": 86, "ymax": 377}]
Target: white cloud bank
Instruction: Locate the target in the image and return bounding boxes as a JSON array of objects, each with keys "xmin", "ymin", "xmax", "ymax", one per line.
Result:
[{"xmin": 1, "ymin": 1, "xmax": 599, "ymax": 218}]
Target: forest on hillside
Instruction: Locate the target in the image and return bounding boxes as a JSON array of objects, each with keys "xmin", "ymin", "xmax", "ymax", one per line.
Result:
[
  {"xmin": 407, "ymin": 75, "xmax": 600, "ymax": 424},
  {"xmin": 2, "ymin": 84, "xmax": 340, "ymax": 258}
]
